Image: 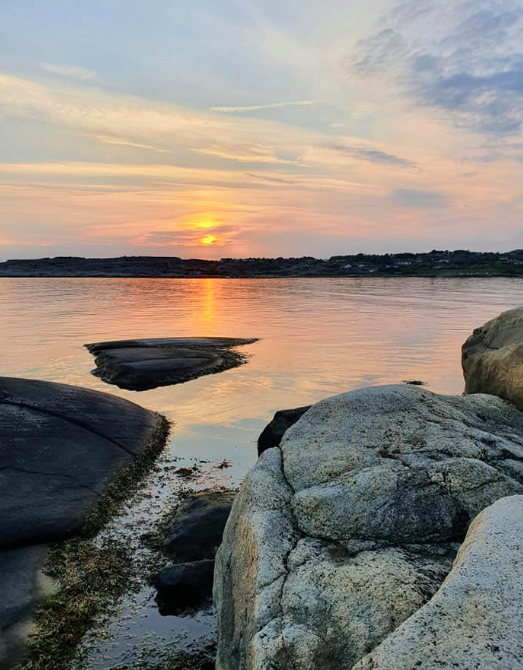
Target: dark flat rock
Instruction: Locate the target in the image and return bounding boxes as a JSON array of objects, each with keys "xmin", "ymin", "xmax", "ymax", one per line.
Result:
[
  {"xmin": 155, "ymin": 560, "xmax": 215, "ymax": 615},
  {"xmin": 0, "ymin": 376, "xmax": 166, "ymax": 549},
  {"xmin": 257, "ymin": 406, "xmax": 311, "ymax": 455},
  {"xmin": 162, "ymin": 491, "xmax": 235, "ymax": 562},
  {"xmin": 86, "ymin": 337, "xmax": 257, "ymax": 391}
]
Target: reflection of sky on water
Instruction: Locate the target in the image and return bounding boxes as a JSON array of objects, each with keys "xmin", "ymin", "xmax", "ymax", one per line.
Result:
[{"xmin": 2, "ymin": 277, "xmax": 523, "ymax": 666}]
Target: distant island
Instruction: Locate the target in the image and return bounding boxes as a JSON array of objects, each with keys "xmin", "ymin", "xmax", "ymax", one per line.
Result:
[{"xmin": 2, "ymin": 249, "xmax": 523, "ymax": 278}]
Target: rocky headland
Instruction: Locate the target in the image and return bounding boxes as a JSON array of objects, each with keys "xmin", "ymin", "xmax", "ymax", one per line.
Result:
[{"xmin": 214, "ymin": 307, "xmax": 523, "ymax": 670}]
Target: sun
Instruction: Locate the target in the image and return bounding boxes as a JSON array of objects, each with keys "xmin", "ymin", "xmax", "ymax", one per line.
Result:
[{"xmin": 200, "ymin": 234, "xmax": 217, "ymax": 246}]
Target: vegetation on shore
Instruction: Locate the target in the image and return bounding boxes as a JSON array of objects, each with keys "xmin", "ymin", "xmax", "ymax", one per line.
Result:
[{"xmin": 3, "ymin": 249, "xmax": 523, "ymax": 278}]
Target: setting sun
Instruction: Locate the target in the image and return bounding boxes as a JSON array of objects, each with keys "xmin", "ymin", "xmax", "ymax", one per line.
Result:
[{"xmin": 200, "ymin": 234, "xmax": 217, "ymax": 245}]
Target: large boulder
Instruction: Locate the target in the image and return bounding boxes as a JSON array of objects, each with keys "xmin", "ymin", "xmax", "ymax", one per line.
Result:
[
  {"xmin": 462, "ymin": 306, "xmax": 523, "ymax": 409},
  {"xmin": 86, "ymin": 337, "xmax": 257, "ymax": 391},
  {"xmin": 214, "ymin": 385, "xmax": 523, "ymax": 670},
  {"xmin": 354, "ymin": 495, "xmax": 523, "ymax": 670}
]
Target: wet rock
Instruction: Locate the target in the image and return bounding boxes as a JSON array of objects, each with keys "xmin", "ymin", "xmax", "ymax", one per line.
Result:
[
  {"xmin": 215, "ymin": 385, "xmax": 523, "ymax": 670},
  {"xmin": 355, "ymin": 495, "xmax": 523, "ymax": 670},
  {"xmin": 163, "ymin": 491, "xmax": 235, "ymax": 562},
  {"xmin": 0, "ymin": 545, "xmax": 48, "ymax": 667},
  {"xmin": 86, "ymin": 337, "xmax": 257, "ymax": 391},
  {"xmin": 463, "ymin": 306, "xmax": 523, "ymax": 410},
  {"xmin": 257, "ymin": 406, "xmax": 311, "ymax": 455},
  {"xmin": 155, "ymin": 560, "xmax": 215, "ymax": 615},
  {"xmin": 0, "ymin": 376, "xmax": 166, "ymax": 548}
]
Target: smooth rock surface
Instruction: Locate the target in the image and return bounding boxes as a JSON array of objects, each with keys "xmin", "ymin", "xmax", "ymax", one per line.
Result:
[
  {"xmin": 0, "ymin": 376, "xmax": 166, "ymax": 548},
  {"xmin": 354, "ymin": 495, "xmax": 523, "ymax": 670},
  {"xmin": 257, "ymin": 406, "xmax": 311, "ymax": 455},
  {"xmin": 86, "ymin": 337, "xmax": 257, "ymax": 391},
  {"xmin": 163, "ymin": 491, "xmax": 235, "ymax": 562},
  {"xmin": 463, "ymin": 306, "xmax": 523, "ymax": 409},
  {"xmin": 215, "ymin": 385, "xmax": 523, "ymax": 670}
]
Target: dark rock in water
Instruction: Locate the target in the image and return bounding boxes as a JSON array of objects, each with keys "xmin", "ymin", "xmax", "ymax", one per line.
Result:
[
  {"xmin": 163, "ymin": 491, "xmax": 235, "ymax": 562},
  {"xmin": 0, "ymin": 376, "xmax": 166, "ymax": 549},
  {"xmin": 86, "ymin": 337, "xmax": 257, "ymax": 391},
  {"xmin": 402, "ymin": 379, "xmax": 426, "ymax": 386},
  {"xmin": 257, "ymin": 406, "xmax": 311, "ymax": 455},
  {"xmin": 155, "ymin": 560, "xmax": 215, "ymax": 615}
]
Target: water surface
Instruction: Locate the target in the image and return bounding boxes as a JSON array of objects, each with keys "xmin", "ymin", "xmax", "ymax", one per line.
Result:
[{"xmin": 2, "ymin": 277, "xmax": 523, "ymax": 667}]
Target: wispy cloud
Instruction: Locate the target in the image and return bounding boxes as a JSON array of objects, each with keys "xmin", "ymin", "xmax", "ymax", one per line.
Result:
[
  {"xmin": 85, "ymin": 134, "xmax": 169, "ymax": 154},
  {"xmin": 39, "ymin": 63, "xmax": 98, "ymax": 81},
  {"xmin": 211, "ymin": 100, "xmax": 320, "ymax": 113},
  {"xmin": 326, "ymin": 142, "xmax": 417, "ymax": 168}
]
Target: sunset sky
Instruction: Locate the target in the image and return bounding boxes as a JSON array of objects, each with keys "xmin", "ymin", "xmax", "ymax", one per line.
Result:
[{"xmin": 1, "ymin": 0, "xmax": 523, "ymax": 259}]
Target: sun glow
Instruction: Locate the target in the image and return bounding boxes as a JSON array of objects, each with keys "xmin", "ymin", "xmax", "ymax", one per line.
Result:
[{"xmin": 200, "ymin": 234, "xmax": 217, "ymax": 245}]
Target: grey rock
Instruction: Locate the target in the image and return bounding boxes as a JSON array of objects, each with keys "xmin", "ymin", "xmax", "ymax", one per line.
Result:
[
  {"xmin": 215, "ymin": 385, "xmax": 523, "ymax": 670},
  {"xmin": 155, "ymin": 560, "xmax": 215, "ymax": 615},
  {"xmin": 0, "ymin": 376, "xmax": 166, "ymax": 548},
  {"xmin": 163, "ymin": 490, "xmax": 235, "ymax": 562},
  {"xmin": 257, "ymin": 406, "xmax": 311, "ymax": 455},
  {"xmin": 86, "ymin": 337, "xmax": 257, "ymax": 391},
  {"xmin": 463, "ymin": 306, "xmax": 523, "ymax": 410},
  {"xmin": 354, "ymin": 495, "xmax": 523, "ymax": 670}
]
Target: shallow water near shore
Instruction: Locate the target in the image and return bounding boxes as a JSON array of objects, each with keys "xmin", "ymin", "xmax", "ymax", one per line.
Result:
[{"xmin": 2, "ymin": 276, "xmax": 523, "ymax": 667}]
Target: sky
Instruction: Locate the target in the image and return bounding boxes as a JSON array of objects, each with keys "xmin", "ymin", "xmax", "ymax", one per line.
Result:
[{"xmin": 1, "ymin": 0, "xmax": 523, "ymax": 260}]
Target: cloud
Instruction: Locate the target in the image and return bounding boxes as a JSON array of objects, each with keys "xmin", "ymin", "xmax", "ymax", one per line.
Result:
[
  {"xmin": 211, "ymin": 100, "xmax": 319, "ymax": 113},
  {"xmin": 393, "ymin": 189, "xmax": 447, "ymax": 208},
  {"xmin": 132, "ymin": 223, "xmax": 241, "ymax": 248},
  {"xmin": 39, "ymin": 63, "xmax": 98, "ymax": 81},
  {"xmin": 193, "ymin": 144, "xmax": 303, "ymax": 165},
  {"xmin": 326, "ymin": 142, "xmax": 417, "ymax": 168},
  {"xmin": 85, "ymin": 134, "xmax": 169, "ymax": 153},
  {"xmin": 349, "ymin": 0, "xmax": 523, "ymax": 137}
]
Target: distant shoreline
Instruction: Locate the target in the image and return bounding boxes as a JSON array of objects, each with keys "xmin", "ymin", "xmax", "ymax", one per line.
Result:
[
  {"xmin": 2, "ymin": 250, "xmax": 523, "ymax": 279},
  {"xmin": 2, "ymin": 273, "xmax": 523, "ymax": 279}
]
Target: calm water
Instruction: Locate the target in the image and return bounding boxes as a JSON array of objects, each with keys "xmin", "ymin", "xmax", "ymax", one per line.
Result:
[{"xmin": 2, "ymin": 277, "xmax": 523, "ymax": 667}]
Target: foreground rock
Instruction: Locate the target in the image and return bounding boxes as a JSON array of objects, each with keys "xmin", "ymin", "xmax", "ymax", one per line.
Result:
[
  {"xmin": 153, "ymin": 490, "xmax": 234, "ymax": 616},
  {"xmin": 86, "ymin": 337, "xmax": 257, "ymax": 391},
  {"xmin": 162, "ymin": 491, "xmax": 235, "ymax": 562},
  {"xmin": 257, "ymin": 406, "xmax": 311, "ymax": 455},
  {"xmin": 155, "ymin": 560, "xmax": 215, "ymax": 615},
  {"xmin": 215, "ymin": 384, "xmax": 523, "ymax": 670},
  {"xmin": 0, "ymin": 376, "xmax": 166, "ymax": 548},
  {"xmin": 355, "ymin": 495, "xmax": 523, "ymax": 670},
  {"xmin": 0, "ymin": 376, "xmax": 167, "ymax": 665},
  {"xmin": 463, "ymin": 306, "xmax": 523, "ymax": 410}
]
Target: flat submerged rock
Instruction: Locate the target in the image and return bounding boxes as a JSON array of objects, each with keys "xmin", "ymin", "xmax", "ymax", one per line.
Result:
[
  {"xmin": 86, "ymin": 337, "xmax": 257, "ymax": 391},
  {"xmin": 0, "ymin": 376, "xmax": 167, "ymax": 666}
]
